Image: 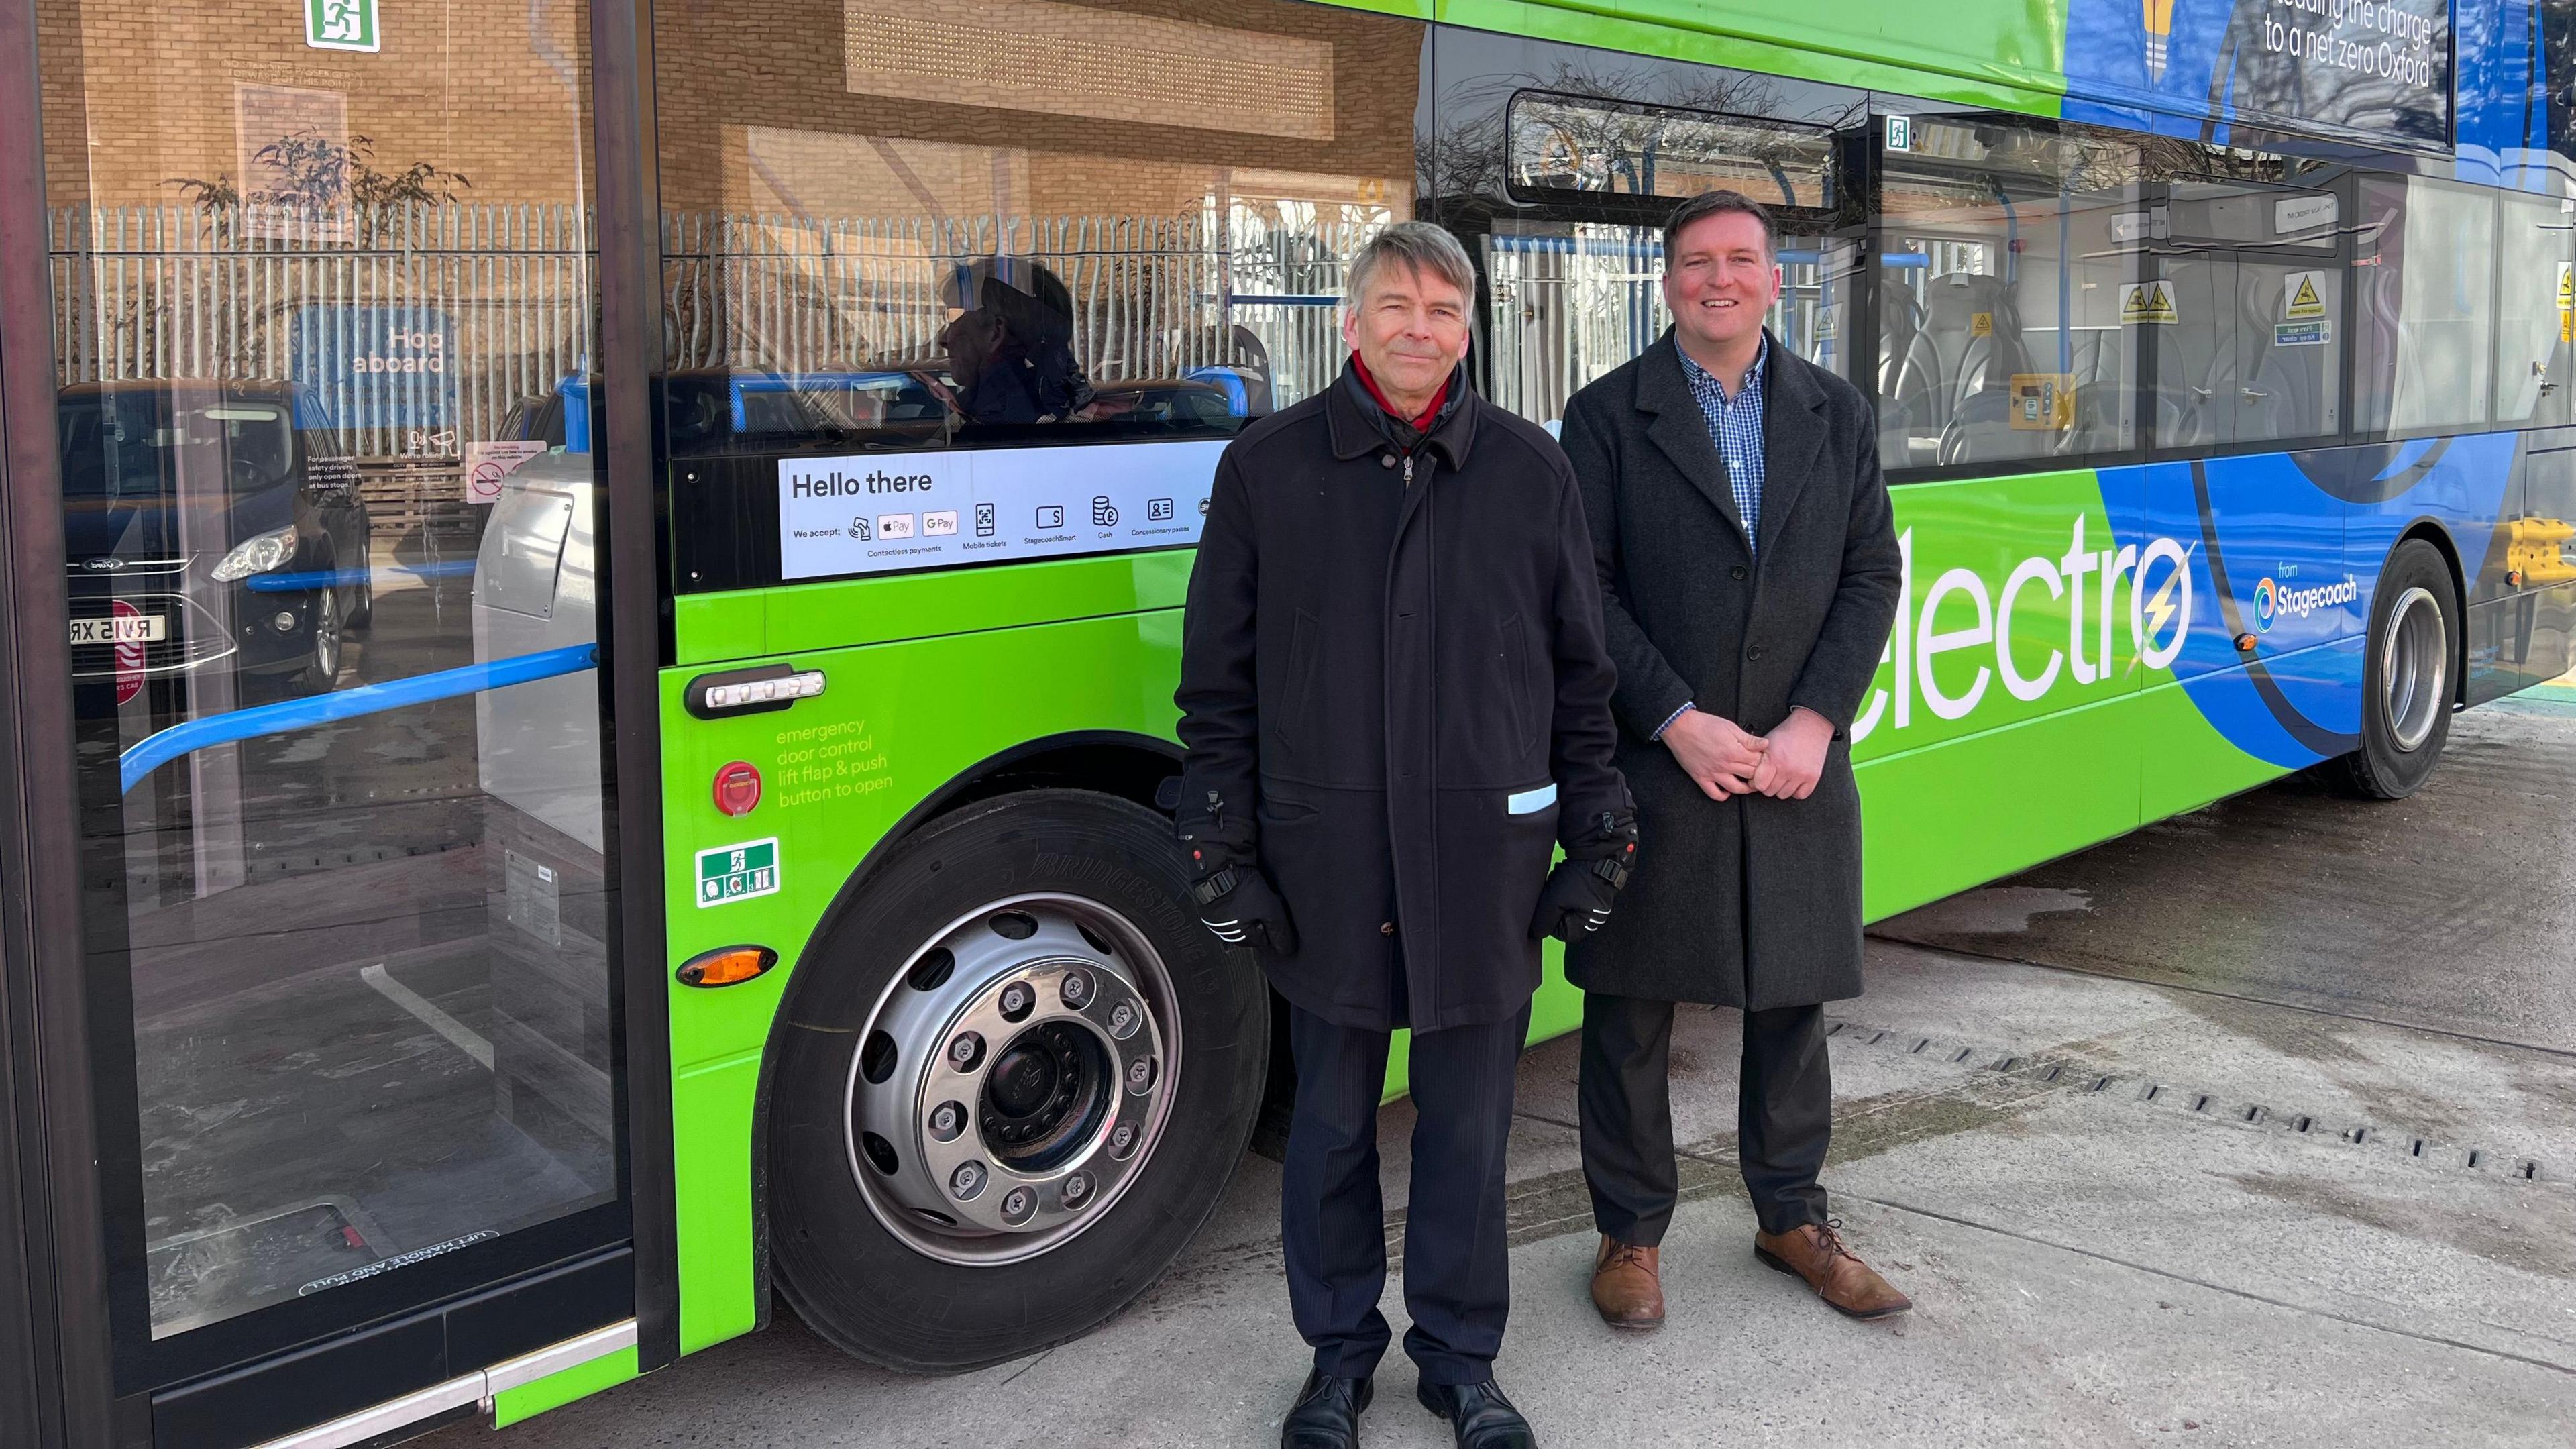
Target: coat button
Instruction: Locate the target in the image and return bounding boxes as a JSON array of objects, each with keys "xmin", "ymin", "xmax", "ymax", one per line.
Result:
[
  {"xmin": 1381, "ymin": 922, "xmax": 1396, "ymax": 936},
  {"xmin": 1731, "ymin": 565, "xmax": 1748, "ymax": 580},
  {"xmin": 1748, "ymin": 645, "xmax": 1766, "ymax": 660},
  {"xmin": 1381, "ymin": 452, "xmax": 1397, "ymax": 468}
]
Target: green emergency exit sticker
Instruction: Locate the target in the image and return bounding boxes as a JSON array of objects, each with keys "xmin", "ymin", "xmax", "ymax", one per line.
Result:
[
  {"xmin": 696, "ymin": 838, "xmax": 780, "ymax": 907},
  {"xmin": 305, "ymin": 0, "xmax": 380, "ymax": 52}
]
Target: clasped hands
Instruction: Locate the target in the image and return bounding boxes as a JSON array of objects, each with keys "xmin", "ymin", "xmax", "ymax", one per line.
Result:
[{"xmin": 1662, "ymin": 704, "xmax": 1831, "ymax": 802}]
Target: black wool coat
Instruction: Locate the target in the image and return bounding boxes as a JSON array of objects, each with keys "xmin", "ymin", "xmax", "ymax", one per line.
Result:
[
  {"xmin": 1175, "ymin": 368, "xmax": 1627, "ymax": 1034},
  {"xmin": 1560, "ymin": 332, "xmax": 1901, "ymax": 1010}
]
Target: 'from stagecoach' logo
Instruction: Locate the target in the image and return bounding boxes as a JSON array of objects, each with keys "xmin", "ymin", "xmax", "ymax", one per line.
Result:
[{"xmin": 2254, "ymin": 574, "xmax": 2359, "ymax": 632}]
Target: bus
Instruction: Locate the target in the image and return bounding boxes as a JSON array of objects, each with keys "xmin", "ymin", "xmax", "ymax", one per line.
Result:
[{"xmin": 4, "ymin": 0, "xmax": 2572, "ymax": 1442}]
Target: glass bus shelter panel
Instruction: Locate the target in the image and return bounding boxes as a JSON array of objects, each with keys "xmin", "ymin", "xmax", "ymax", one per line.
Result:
[
  {"xmin": 37, "ymin": 0, "xmax": 625, "ymax": 1362},
  {"xmin": 1876, "ymin": 117, "xmax": 2141, "ymax": 472}
]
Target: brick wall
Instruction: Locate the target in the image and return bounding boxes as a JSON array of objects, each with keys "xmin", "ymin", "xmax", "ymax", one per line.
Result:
[{"xmin": 40, "ymin": 0, "xmax": 1420, "ymax": 221}]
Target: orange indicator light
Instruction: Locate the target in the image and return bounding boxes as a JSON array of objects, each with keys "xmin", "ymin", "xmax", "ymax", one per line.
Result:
[{"xmin": 678, "ymin": 945, "xmax": 777, "ymax": 988}]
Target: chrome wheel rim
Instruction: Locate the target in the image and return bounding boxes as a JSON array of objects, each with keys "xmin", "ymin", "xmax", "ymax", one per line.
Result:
[
  {"xmin": 847, "ymin": 892, "xmax": 1179, "ymax": 1267},
  {"xmin": 2382, "ymin": 584, "xmax": 2446, "ymax": 753},
  {"xmin": 310, "ymin": 585, "xmax": 341, "ymax": 682}
]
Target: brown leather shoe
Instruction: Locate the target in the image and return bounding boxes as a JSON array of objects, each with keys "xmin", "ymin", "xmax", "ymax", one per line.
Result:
[
  {"xmin": 1590, "ymin": 1235, "xmax": 1664, "ymax": 1329},
  {"xmin": 1753, "ymin": 1220, "xmax": 1911, "ymax": 1320}
]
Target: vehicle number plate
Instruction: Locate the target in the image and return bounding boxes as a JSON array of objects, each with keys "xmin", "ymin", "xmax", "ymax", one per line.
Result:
[{"xmin": 70, "ymin": 614, "xmax": 166, "ymax": 646}]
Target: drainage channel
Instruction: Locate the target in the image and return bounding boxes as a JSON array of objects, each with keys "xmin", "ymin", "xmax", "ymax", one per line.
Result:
[{"xmin": 1821, "ymin": 1016, "xmax": 2551, "ymax": 1185}]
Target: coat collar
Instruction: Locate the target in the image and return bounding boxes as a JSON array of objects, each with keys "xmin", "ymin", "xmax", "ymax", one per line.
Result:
[
  {"xmin": 1633, "ymin": 329, "xmax": 1827, "ymax": 557},
  {"xmin": 1327, "ymin": 359, "xmax": 1479, "ymax": 466}
]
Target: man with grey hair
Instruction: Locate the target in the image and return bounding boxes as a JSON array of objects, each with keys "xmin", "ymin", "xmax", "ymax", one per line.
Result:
[{"xmin": 1176, "ymin": 220, "xmax": 1633, "ymax": 1449}]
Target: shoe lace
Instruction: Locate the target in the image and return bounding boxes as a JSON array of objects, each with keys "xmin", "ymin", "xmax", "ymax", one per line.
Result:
[
  {"xmin": 1602, "ymin": 1240, "xmax": 1652, "ymax": 1272},
  {"xmin": 1809, "ymin": 1218, "xmax": 1854, "ymax": 1265}
]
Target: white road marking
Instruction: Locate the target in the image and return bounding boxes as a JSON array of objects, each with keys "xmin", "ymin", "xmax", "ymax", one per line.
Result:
[{"xmin": 360, "ymin": 963, "xmax": 494, "ymax": 1069}]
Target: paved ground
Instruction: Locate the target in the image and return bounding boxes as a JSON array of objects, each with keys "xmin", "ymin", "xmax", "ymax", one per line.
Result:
[{"xmin": 429, "ymin": 698, "xmax": 2576, "ymax": 1448}]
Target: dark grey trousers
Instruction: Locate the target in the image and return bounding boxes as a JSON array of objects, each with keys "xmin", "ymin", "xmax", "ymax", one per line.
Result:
[
  {"xmin": 1281, "ymin": 1000, "xmax": 1529, "ymax": 1386},
  {"xmin": 1578, "ymin": 992, "xmax": 1832, "ymax": 1242}
]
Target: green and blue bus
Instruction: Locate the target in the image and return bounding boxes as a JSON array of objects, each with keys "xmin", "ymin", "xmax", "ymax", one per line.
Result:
[{"xmin": 5, "ymin": 0, "xmax": 2573, "ymax": 1442}]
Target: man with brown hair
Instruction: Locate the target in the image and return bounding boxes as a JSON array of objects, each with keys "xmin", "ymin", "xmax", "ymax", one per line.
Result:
[{"xmin": 1560, "ymin": 190, "xmax": 1909, "ymax": 1331}]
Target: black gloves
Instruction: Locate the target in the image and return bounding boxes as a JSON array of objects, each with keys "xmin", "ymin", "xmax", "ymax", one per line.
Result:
[
  {"xmin": 1532, "ymin": 807, "xmax": 1638, "ymax": 941},
  {"xmin": 1177, "ymin": 786, "xmax": 1296, "ymax": 954},
  {"xmin": 1190, "ymin": 863, "xmax": 1299, "ymax": 955}
]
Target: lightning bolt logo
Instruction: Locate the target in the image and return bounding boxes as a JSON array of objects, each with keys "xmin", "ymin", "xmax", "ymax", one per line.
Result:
[{"xmin": 2144, "ymin": 566, "xmax": 2182, "ymax": 645}]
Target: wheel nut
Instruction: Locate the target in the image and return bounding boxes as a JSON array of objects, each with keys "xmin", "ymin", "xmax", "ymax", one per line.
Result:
[
  {"xmin": 1126, "ymin": 1057, "xmax": 1156, "ymax": 1093},
  {"xmin": 999, "ymin": 982, "xmax": 1033, "ymax": 1018},
  {"xmin": 1061, "ymin": 1171, "xmax": 1093, "ymax": 1208},
  {"xmin": 1108, "ymin": 1001, "xmax": 1138, "ymax": 1038},
  {"xmin": 928, "ymin": 1101, "xmax": 966, "ymax": 1141},
  {"xmin": 949, "ymin": 1032, "xmax": 984, "ymax": 1070},
  {"xmin": 1002, "ymin": 1186, "xmax": 1034, "ymax": 1222},
  {"xmin": 950, "ymin": 1161, "xmax": 987, "ymax": 1200},
  {"xmin": 1110, "ymin": 1122, "xmax": 1139, "ymax": 1159},
  {"xmin": 1061, "ymin": 971, "xmax": 1093, "ymax": 1008}
]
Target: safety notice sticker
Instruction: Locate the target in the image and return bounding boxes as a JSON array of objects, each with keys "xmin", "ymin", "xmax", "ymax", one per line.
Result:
[
  {"xmin": 2119, "ymin": 281, "xmax": 2179, "ymax": 325},
  {"xmin": 697, "ymin": 838, "xmax": 780, "ymax": 908},
  {"xmin": 2275, "ymin": 270, "xmax": 2330, "ymax": 346}
]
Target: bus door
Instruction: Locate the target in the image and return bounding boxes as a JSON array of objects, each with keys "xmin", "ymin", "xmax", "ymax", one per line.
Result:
[{"xmin": 7, "ymin": 0, "xmax": 659, "ymax": 1440}]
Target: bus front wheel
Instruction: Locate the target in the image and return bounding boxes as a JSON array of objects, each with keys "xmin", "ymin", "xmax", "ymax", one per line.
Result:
[
  {"xmin": 2329, "ymin": 538, "xmax": 2457, "ymax": 800},
  {"xmin": 768, "ymin": 788, "xmax": 1267, "ymax": 1372}
]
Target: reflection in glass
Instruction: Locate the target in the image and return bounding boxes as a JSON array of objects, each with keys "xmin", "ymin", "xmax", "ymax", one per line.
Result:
[
  {"xmin": 1506, "ymin": 93, "xmax": 1835, "ymax": 208},
  {"xmin": 40, "ymin": 0, "xmax": 621, "ymax": 1338},
  {"xmin": 1877, "ymin": 118, "xmax": 2141, "ymax": 470},
  {"xmin": 2356, "ymin": 177, "xmax": 2498, "ymax": 435}
]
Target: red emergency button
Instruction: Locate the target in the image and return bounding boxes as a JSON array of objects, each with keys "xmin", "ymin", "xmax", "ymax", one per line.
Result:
[{"xmin": 714, "ymin": 761, "xmax": 763, "ymax": 817}]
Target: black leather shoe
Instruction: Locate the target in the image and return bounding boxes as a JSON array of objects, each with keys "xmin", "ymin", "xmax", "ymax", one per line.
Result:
[
  {"xmin": 1281, "ymin": 1368, "xmax": 1372, "ymax": 1449},
  {"xmin": 1417, "ymin": 1377, "xmax": 1537, "ymax": 1449}
]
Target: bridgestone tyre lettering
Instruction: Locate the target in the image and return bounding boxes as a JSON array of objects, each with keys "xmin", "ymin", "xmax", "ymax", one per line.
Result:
[
  {"xmin": 768, "ymin": 788, "xmax": 1266, "ymax": 1371},
  {"xmin": 2328, "ymin": 538, "xmax": 2456, "ymax": 800}
]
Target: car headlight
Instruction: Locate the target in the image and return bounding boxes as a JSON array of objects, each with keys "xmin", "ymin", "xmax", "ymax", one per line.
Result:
[{"xmin": 210, "ymin": 525, "xmax": 299, "ymax": 583}]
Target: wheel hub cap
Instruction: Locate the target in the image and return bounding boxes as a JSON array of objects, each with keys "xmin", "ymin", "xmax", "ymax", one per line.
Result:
[{"xmin": 847, "ymin": 894, "xmax": 1175, "ymax": 1265}]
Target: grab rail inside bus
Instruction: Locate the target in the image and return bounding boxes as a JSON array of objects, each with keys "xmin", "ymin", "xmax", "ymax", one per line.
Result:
[{"xmin": 118, "ymin": 642, "xmax": 599, "ymax": 795}]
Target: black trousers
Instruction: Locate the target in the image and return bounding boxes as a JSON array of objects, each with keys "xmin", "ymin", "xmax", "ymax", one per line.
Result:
[
  {"xmin": 1579, "ymin": 993, "xmax": 1831, "ymax": 1242},
  {"xmin": 1281, "ymin": 1001, "xmax": 1528, "ymax": 1386}
]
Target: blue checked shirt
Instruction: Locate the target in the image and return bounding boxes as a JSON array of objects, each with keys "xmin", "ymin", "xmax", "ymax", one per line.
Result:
[{"xmin": 1653, "ymin": 337, "xmax": 1770, "ymax": 743}]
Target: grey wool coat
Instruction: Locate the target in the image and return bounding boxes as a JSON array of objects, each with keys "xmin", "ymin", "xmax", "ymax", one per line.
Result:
[{"xmin": 1560, "ymin": 331, "xmax": 1900, "ymax": 1009}]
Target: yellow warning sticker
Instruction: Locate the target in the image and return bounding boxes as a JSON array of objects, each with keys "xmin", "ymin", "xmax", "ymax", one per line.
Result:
[
  {"xmin": 2562, "ymin": 308, "xmax": 2572, "ymax": 344},
  {"xmin": 2283, "ymin": 270, "xmax": 2327, "ymax": 322},
  {"xmin": 2119, "ymin": 280, "xmax": 2179, "ymax": 325},
  {"xmin": 1970, "ymin": 311, "xmax": 1994, "ymax": 338},
  {"xmin": 2557, "ymin": 261, "xmax": 2571, "ymax": 311}
]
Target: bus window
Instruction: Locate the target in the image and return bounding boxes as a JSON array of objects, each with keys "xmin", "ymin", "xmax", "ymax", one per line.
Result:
[
  {"xmin": 2149, "ymin": 179, "xmax": 2343, "ymax": 449},
  {"xmin": 2491, "ymin": 191, "xmax": 2574, "ymax": 430},
  {"xmin": 1876, "ymin": 117, "xmax": 2141, "ymax": 472},
  {"xmin": 2355, "ymin": 176, "xmax": 2498, "ymax": 435},
  {"xmin": 655, "ymin": 0, "xmax": 1418, "ymax": 588}
]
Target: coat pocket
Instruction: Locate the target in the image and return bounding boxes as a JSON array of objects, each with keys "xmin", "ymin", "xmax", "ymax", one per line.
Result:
[
  {"xmin": 1498, "ymin": 612, "xmax": 1538, "ymax": 754},
  {"xmin": 1275, "ymin": 608, "xmax": 1324, "ymax": 760}
]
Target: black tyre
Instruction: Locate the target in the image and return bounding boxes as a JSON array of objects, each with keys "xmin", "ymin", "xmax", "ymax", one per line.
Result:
[
  {"xmin": 769, "ymin": 788, "xmax": 1267, "ymax": 1371},
  {"xmin": 2328, "ymin": 538, "xmax": 2457, "ymax": 800}
]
